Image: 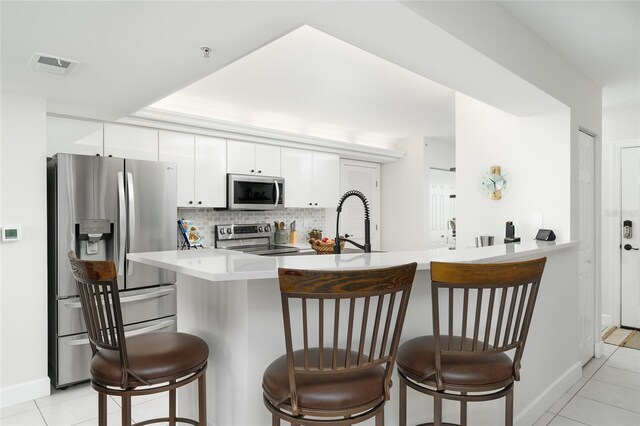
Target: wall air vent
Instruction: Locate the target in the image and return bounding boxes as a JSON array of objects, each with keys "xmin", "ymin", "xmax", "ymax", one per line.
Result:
[{"xmin": 30, "ymin": 52, "xmax": 78, "ymax": 76}]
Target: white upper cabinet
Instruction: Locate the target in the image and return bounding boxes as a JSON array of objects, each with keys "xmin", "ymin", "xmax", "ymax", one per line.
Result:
[
  {"xmin": 47, "ymin": 116, "xmax": 103, "ymax": 157},
  {"xmin": 159, "ymin": 131, "xmax": 227, "ymax": 208},
  {"xmin": 194, "ymin": 135, "xmax": 226, "ymax": 208},
  {"xmin": 104, "ymin": 123, "xmax": 158, "ymax": 161},
  {"xmin": 312, "ymin": 152, "xmax": 340, "ymax": 208},
  {"xmin": 281, "ymin": 148, "xmax": 339, "ymax": 208},
  {"xmin": 227, "ymin": 140, "xmax": 280, "ymax": 176},
  {"xmin": 159, "ymin": 131, "xmax": 195, "ymax": 207}
]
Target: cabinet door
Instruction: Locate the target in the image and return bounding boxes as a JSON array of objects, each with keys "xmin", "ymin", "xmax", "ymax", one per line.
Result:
[
  {"xmin": 256, "ymin": 145, "xmax": 281, "ymax": 176},
  {"xmin": 312, "ymin": 152, "xmax": 340, "ymax": 208},
  {"xmin": 47, "ymin": 116, "xmax": 103, "ymax": 157},
  {"xmin": 340, "ymin": 160, "xmax": 381, "ymax": 250},
  {"xmin": 159, "ymin": 131, "xmax": 195, "ymax": 207},
  {"xmin": 104, "ymin": 123, "xmax": 158, "ymax": 161},
  {"xmin": 227, "ymin": 140, "xmax": 255, "ymax": 174},
  {"xmin": 281, "ymin": 148, "xmax": 312, "ymax": 208},
  {"xmin": 195, "ymin": 136, "xmax": 226, "ymax": 207}
]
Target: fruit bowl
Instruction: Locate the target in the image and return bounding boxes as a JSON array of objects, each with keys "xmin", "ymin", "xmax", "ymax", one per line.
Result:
[{"xmin": 309, "ymin": 237, "xmax": 345, "ymax": 255}]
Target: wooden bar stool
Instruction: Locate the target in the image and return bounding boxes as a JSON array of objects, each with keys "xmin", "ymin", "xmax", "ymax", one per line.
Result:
[
  {"xmin": 68, "ymin": 251, "xmax": 208, "ymax": 426},
  {"xmin": 397, "ymin": 258, "xmax": 546, "ymax": 426},
  {"xmin": 263, "ymin": 263, "xmax": 417, "ymax": 425}
]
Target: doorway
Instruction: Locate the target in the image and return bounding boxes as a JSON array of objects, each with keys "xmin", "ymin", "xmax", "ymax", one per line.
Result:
[{"xmin": 621, "ymin": 146, "xmax": 640, "ymax": 329}]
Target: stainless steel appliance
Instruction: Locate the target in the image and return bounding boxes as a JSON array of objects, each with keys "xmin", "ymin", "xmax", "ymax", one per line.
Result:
[
  {"xmin": 47, "ymin": 153, "xmax": 178, "ymax": 388},
  {"xmin": 214, "ymin": 223, "xmax": 299, "ymax": 255},
  {"xmin": 227, "ymin": 174, "xmax": 284, "ymax": 210}
]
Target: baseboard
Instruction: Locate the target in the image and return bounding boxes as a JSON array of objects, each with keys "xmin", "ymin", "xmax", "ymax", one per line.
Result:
[
  {"xmin": 515, "ymin": 362, "xmax": 582, "ymax": 425},
  {"xmin": 0, "ymin": 377, "xmax": 50, "ymax": 408}
]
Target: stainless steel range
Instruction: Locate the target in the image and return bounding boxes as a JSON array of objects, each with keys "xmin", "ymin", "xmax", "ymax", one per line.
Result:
[{"xmin": 214, "ymin": 223, "xmax": 300, "ymax": 255}]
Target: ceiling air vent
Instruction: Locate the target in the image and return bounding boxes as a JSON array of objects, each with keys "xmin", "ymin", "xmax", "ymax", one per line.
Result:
[{"xmin": 30, "ymin": 53, "xmax": 78, "ymax": 76}]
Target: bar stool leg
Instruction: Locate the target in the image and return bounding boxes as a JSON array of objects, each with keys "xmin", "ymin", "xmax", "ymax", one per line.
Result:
[
  {"xmin": 460, "ymin": 392, "xmax": 467, "ymax": 426},
  {"xmin": 98, "ymin": 392, "xmax": 107, "ymax": 426},
  {"xmin": 122, "ymin": 395, "xmax": 132, "ymax": 426},
  {"xmin": 505, "ymin": 388, "xmax": 513, "ymax": 426},
  {"xmin": 169, "ymin": 381, "xmax": 176, "ymax": 426},
  {"xmin": 399, "ymin": 378, "xmax": 407, "ymax": 426},
  {"xmin": 375, "ymin": 409, "xmax": 384, "ymax": 426},
  {"xmin": 434, "ymin": 395, "xmax": 442, "ymax": 426},
  {"xmin": 199, "ymin": 373, "xmax": 207, "ymax": 425},
  {"xmin": 271, "ymin": 413, "xmax": 280, "ymax": 426}
]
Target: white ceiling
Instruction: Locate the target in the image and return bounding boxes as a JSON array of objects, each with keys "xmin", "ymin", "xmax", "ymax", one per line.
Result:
[
  {"xmin": 2, "ymin": 1, "xmax": 616, "ymax": 150},
  {"xmin": 150, "ymin": 26, "xmax": 455, "ymax": 148},
  {"xmin": 499, "ymin": 0, "xmax": 640, "ymax": 110}
]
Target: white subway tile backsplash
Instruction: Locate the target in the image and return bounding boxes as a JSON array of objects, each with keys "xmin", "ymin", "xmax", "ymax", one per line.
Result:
[{"xmin": 177, "ymin": 208, "xmax": 326, "ymax": 247}]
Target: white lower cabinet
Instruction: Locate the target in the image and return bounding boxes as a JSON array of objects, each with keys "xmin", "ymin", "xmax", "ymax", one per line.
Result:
[
  {"xmin": 281, "ymin": 148, "xmax": 339, "ymax": 208},
  {"xmin": 159, "ymin": 131, "xmax": 226, "ymax": 208},
  {"xmin": 104, "ymin": 123, "xmax": 158, "ymax": 161}
]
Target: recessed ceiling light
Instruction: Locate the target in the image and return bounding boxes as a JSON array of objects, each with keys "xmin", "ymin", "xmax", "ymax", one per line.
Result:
[{"xmin": 30, "ymin": 52, "xmax": 78, "ymax": 76}]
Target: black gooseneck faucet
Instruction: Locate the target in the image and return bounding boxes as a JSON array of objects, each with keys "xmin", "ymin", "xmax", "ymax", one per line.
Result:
[{"xmin": 334, "ymin": 190, "xmax": 372, "ymax": 254}]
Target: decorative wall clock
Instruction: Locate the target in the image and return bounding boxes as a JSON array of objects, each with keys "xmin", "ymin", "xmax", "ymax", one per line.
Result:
[{"xmin": 479, "ymin": 165, "xmax": 509, "ymax": 200}]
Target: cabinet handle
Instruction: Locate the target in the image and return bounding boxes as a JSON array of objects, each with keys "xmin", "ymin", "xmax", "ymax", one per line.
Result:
[
  {"xmin": 314, "ymin": 203, "xmax": 318, "ymax": 206},
  {"xmin": 309, "ymin": 202, "xmax": 313, "ymax": 206},
  {"xmin": 189, "ymin": 201, "xmax": 193, "ymax": 205},
  {"xmin": 258, "ymin": 170, "xmax": 262, "ymax": 173},
  {"xmin": 198, "ymin": 201, "xmax": 202, "ymax": 205},
  {"xmin": 251, "ymin": 169, "xmax": 255, "ymax": 173}
]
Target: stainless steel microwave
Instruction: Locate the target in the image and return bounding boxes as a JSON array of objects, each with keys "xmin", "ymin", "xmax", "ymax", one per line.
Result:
[{"xmin": 227, "ymin": 174, "xmax": 284, "ymax": 210}]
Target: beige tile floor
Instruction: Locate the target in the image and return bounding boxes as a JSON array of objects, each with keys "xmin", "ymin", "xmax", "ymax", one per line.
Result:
[{"xmin": 1, "ymin": 344, "xmax": 639, "ymax": 425}]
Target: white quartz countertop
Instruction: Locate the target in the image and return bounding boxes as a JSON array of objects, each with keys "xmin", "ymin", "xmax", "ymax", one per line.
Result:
[{"xmin": 128, "ymin": 240, "xmax": 577, "ymax": 282}]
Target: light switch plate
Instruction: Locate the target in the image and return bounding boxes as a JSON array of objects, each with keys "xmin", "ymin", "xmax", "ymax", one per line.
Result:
[{"xmin": 2, "ymin": 226, "xmax": 22, "ymax": 242}]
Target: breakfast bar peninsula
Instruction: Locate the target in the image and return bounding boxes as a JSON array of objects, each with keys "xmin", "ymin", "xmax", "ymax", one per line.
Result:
[{"xmin": 128, "ymin": 241, "xmax": 580, "ymax": 426}]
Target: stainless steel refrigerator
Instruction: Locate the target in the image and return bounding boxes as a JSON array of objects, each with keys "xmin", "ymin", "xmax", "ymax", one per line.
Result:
[{"xmin": 47, "ymin": 153, "xmax": 178, "ymax": 388}]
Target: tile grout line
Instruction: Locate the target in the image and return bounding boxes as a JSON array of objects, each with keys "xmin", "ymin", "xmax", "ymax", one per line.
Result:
[
  {"xmin": 575, "ymin": 393, "xmax": 640, "ymax": 416},
  {"xmin": 34, "ymin": 399, "xmax": 48, "ymax": 426}
]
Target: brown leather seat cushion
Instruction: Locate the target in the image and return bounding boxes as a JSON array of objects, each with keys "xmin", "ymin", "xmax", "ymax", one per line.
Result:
[
  {"xmin": 263, "ymin": 348, "xmax": 385, "ymax": 412},
  {"xmin": 397, "ymin": 336, "xmax": 513, "ymax": 387},
  {"xmin": 91, "ymin": 332, "xmax": 209, "ymax": 387}
]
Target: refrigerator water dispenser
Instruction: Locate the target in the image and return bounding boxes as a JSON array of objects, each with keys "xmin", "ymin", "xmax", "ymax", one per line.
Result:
[{"xmin": 76, "ymin": 219, "xmax": 112, "ymax": 256}]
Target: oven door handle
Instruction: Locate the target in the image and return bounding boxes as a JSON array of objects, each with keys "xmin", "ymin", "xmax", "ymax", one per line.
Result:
[{"xmin": 274, "ymin": 180, "xmax": 280, "ymax": 208}]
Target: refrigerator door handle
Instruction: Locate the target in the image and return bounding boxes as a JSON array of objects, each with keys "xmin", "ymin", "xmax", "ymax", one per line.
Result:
[
  {"xmin": 117, "ymin": 172, "xmax": 126, "ymax": 279},
  {"xmin": 126, "ymin": 172, "xmax": 136, "ymax": 275},
  {"xmin": 274, "ymin": 180, "xmax": 280, "ymax": 208},
  {"xmin": 65, "ymin": 319, "xmax": 175, "ymax": 346}
]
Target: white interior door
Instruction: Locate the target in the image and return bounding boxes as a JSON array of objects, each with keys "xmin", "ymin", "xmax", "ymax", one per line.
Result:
[
  {"xmin": 578, "ymin": 131, "xmax": 595, "ymax": 364},
  {"xmin": 340, "ymin": 160, "xmax": 381, "ymax": 251},
  {"xmin": 621, "ymin": 146, "xmax": 640, "ymax": 328},
  {"xmin": 429, "ymin": 168, "xmax": 456, "ymax": 248}
]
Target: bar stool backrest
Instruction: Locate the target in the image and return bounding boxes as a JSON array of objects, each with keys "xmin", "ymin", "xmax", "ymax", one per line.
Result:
[
  {"xmin": 68, "ymin": 251, "xmax": 130, "ymax": 387},
  {"xmin": 277, "ymin": 263, "xmax": 417, "ymax": 413},
  {"xmin": 430, "ymin": 258, "xmax": 547, "ymax": 389}
]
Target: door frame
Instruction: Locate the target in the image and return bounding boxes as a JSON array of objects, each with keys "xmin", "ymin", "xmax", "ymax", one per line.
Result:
[
  {"xmin": 578, "ymin": 129, "xmax": 599, "ymax": 362},
  {"xmin": 604, "ymin": 139, "xmax": 640, "ymax": 332}
]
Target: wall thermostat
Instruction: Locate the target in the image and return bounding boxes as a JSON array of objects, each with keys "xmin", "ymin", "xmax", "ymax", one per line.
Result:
[{"xmin": 2, "ymin": 226, "xmax": 22, "ymax": 242}]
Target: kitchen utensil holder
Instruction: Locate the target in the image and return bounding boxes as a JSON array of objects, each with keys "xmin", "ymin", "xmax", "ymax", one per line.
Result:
[{"xmin": 274, "ymin": 230, "xmax": 289, "ymax": 244}]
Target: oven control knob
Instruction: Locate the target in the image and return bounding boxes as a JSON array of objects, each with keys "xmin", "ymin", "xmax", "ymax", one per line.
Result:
[
  {"xmin": 219, "ymin": 228, "xmax": 225, "ymax": 234},
  {"xmin": 227, "ymin": 228, "xmax": 232, "ymax": 234},
  {"xmin": 258, "ymin": 227, "xmax": 263, "ymax": 232},
  {"xmin": 265, "ymin": 225, "xmax": 271, "ymax": 232}
]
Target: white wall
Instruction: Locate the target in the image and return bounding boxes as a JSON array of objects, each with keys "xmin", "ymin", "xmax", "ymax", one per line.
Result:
[
  {"xmin": 455, "ymin": 93, "xmax": 571, "ymax": 248},
  {"xmin": 0, "ymin": 92, "xmax": 50, "ymax": 406},
  {"xmin": 601, "ymin": 104, "xmax": 640, "ymax": 327},
  {"xmin": 381, "ymin": 138, "xmax": 428, "ymax": 251}
]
